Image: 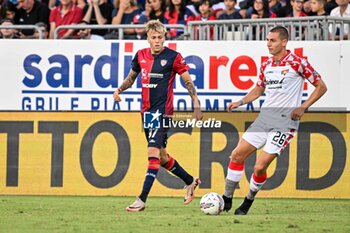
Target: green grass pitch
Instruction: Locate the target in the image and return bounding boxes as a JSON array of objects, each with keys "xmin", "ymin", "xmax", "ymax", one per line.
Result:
[{"xmin": 0, "ymin": 196, "xmax": 349, "ymax": 233}]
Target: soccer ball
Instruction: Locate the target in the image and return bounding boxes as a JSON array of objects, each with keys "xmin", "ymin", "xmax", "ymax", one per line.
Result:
[{"xmin": 200, "ymin": 192, "xmax": 225, "ymax": 215}]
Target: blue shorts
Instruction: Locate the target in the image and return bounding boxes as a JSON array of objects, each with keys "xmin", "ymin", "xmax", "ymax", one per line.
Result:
[{"xmin": 143, "ymin": 116, "xmax": 170, "ymax": 148}]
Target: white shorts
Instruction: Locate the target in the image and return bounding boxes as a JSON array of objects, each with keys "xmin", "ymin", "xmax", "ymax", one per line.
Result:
[{"xmin": 242, "ymin": 119, "xmax": 296, "ymax": 156}]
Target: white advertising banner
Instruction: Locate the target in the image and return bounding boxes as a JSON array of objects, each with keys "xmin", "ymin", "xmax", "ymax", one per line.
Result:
[{"xmin": 0, "ymin": 40, "xmax": 348, "ymax": 111}]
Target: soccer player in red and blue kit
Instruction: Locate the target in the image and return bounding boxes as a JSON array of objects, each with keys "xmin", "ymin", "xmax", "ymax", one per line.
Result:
[{"xmin": 113, "ymin": 20, "xmax": 203, "ymax": 212}]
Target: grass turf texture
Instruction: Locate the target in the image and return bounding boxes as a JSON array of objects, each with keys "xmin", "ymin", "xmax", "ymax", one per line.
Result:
[{"xmin": 0, "ymin": 196, "xmax": 349, "ymax": 233}]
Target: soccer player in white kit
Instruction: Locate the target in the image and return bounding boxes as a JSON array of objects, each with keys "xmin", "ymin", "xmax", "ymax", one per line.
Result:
[{"xmin": 222, "ymin": 26, "xmax": 328, "ymax": 215}]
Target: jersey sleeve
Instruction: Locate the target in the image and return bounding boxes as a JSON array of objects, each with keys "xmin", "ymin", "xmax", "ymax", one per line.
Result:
[
  {"xmin": 256, "ymin": 63, "xmax": 267, "ymax": 87},
  {"xmin": 299, "ymin": 58, "xmax": 321, "ymax": 85},
  {"xmin": 131, "ymin": 52, "xmax": 141, "ymax": 73},
  {"xmin": 173, "ymin": 53, "xmax": 189, "ymax": 75}
]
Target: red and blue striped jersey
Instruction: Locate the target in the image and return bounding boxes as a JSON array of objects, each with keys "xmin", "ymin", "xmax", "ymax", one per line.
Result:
[{"xmin": 131, "ymin": 47, "xmax": 189, "ymax": 115}]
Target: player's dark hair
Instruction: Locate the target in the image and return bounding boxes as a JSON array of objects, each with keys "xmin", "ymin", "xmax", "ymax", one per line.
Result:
[{"xmin": 270, "ymin": 26, "xmax": 289, "ymax": 40}]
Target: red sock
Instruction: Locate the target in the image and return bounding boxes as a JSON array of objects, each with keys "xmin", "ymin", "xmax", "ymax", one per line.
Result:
[{"xmin": 227, "ymin": 161, "xmax": 244, "ymax": 182}]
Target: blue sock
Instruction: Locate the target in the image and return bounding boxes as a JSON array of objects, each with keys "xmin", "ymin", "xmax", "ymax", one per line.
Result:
[{"xmin": 139, "ymin": 157, "xmax": 160, "ymax": 202}]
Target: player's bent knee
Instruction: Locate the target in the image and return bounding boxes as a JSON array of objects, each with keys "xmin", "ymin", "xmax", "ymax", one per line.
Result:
[
  {"xmin": 148, "ymin": 147, "xmax": 161, "ymax": 158},
  {"xmin": 159, "ymin": 155, "xmax": 169, "ymax": 164},
  {"xmin": 159, "ymin": 149, "xmax": 169, "ymax": 163},
  {"xmin": 230, "ymin": 149, "xmax": 245, "ymax": 164},
  {"xmin": 253, "ymin": 164, "xmax": 267, "ymax": 175}
]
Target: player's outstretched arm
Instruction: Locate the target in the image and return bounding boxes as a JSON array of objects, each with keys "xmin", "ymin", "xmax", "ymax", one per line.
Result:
[
  {"xmin": 180, "ymin": 71, "xmax": 203, "ymax": 120},
  {"xmin": 291, "ymin": 79, "xmax": 327, "ymax": 121},
  {"xmin": 113, "ymin": 70, "xmax": 138, "ymax": 102},
  {"xmin": 227, "ymin": 86, "xmax": 265, "ymax": 112}
]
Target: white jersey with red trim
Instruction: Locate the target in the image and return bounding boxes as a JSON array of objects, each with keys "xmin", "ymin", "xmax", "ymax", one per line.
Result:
[{"xmin": 256, "ymin": 50, "xmax": 321, "ymax": 129}]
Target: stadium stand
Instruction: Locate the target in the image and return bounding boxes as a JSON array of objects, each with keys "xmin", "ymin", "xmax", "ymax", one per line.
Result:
[{"xmin": 0, "ymin": 0, "xmax": 349, "ymax": 40}]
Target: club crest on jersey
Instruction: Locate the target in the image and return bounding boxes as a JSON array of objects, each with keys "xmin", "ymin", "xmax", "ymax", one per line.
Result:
[
  {"xmin": 160, "ymin": 59, "xmax": 167, "ymax": 66},
  {"xmin": 281, "ymin": 69, "xmax": 289, "ymax": 75}
]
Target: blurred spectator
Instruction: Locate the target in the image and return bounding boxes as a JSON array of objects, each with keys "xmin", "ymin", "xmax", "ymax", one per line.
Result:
[
  {"xmin": 111, "ymin": 0, "xmax": 142, "ymax": 39},
  {"xmin": 49, "ymin": 0, "xmax": 83, "ymax": 39},
  {"xmin": 48, "ymin": 0, "xmax": 85, "ymax": 9},
  {"xmin": 325, "ymin": 0, "xmax": 337, "ymax": 14},
  {"xmin": 280, "ymin": 0, "xmax": 307, "ymax": 39},
  {"xmin": 187, "ymin": 0, "xmax": 217, "ymax": 21},
  {"xmin": 269, "ymin": 0, "xmax": 282, "ymax": 14},
  {"xmin": 238, "ymin": 0, "xmax": 254, "ymax": 18},
  {"xmin": 0, "ymin": 18, "xmax": 19, "ymax": 38},
  {"xmin": 132, "ymin": 12, "xmax": 148, "ymax": 39},
  {"xmin": 73, "ymin": 0, "xmax": 86, "ymax": 8},
  {"xmin": 186, "ymin": 0, "xmax": 201, "ymax": 17},
  {"xmin": 249, "ymin": 0, "xmax": 276, "ymax": 40},
  {"xmin": 278, "ymin": 0, "xmax": 308, "ymax": 17},
  {"xmin": 164, "ymin": 0, "xmax": 192, "ymax": 38},
  {"xmin": 250, "ymin": 0, "xmax": 277, "ymax": 18},
  {"xmin": 310, "ymin": 0, "xmax": 328, "ymax": 40},
  {"xmin": 33, "ymin": 21, "xmax": 49, "ymax": 38},
  {"xmin": 24, "ymin": 21, "xmax": 49, "ymax": 38},
  {"xmin": 219, "ymin": 0, "xmax": 242, "ymax": 19},
  {"xmin": 187, "ymin": 0, "xmax": 217, "ymax": 40},
  {"xmin": 310, "ymin": 0, "xmax": 327, "ymax": 15},
  {"xmin": 148, "ymin": 0, "xmax": 167, "ymax": 22},
  {"xmin": 76, "ymin": 20, "xmax": 104, "ymax": 39},
  {"xmin": 219, "ymin": 0, "xmax": 242, "ymax": 38},
  {"xmin": 15, "ymin": 0, "xmax": 50, "ymax": 37},
  {"xmin": 211, "ymin": 0, "xmax": 226, "ymax": 18},
  {"xmin": 303, "ymin": 0, "xmax": 317, "ymax": 15},
  {"xmin": 329, "ymin": 0, "xmax": 350, "ymax": 39},
  {"xmin": 0, "ymin": 1, "xmax": 17, "ymax": 21},
  {"xmin": 82, "ymin": 0, "xmax": 114, "ymax": 36},
  {"xmin": 137, "ymin": 0, "xmax": 146, "ymax": 10}
]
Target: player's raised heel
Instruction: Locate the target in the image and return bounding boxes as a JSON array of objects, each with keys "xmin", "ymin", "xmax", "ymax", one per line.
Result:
[
  {"xmin": 234, "ymin": 197, "xmax": 254, "ymax": 215},
  {"xmin": 184, "ymin": 177, "xmax": 201, "ymax": 205},
  {"xmin": 222, "ymin": 195, "xmax": 233, "ymax": 212},
  {"xmin": 126, "ymin": 197, "xmax": 146, "ymax": 212}
]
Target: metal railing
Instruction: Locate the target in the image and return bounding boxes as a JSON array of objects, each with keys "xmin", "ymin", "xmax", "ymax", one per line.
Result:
[
  {"xmin": 54, "ymin": 24, "xmax": 187, "ymax": 40},
  {"xmin": 0, "ymin": 25, "xmax": 43, "ymax": 39},
  {"xmin": 187, "ymin": 16, "xmax": 350, "ymax": 41},
  {"xmin": 327, "ymin": 16, "xmax": 350, "ymax": 40},
  {"xmin": 1, "ymin": 17, "xmax": 349, "ymax": 41}
]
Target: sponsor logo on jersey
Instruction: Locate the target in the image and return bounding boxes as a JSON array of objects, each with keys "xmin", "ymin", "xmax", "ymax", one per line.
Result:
[
  {"xmin": 149, "ymin": 73, "xmax": 164, "ymax": 79},
  {"xmin": 265, "ymin": 78, "xmax": 285, "ymax": 89},
  {"xmin": 142, "ymin": 83, "xmax": 158, "ymax": 88},
  {"xmin": 266, "ymin": 79, "xmax": 281, "ymax": 85}
]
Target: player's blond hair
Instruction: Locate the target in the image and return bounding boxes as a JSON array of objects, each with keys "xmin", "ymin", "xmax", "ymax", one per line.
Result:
[{"xmin": 145, "ymin": 20, "xmax": 167, "ymax": 35}]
